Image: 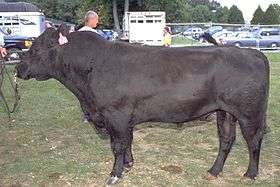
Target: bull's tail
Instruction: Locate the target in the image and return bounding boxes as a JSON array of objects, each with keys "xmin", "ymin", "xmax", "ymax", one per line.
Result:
[{"xmin": 202, "ymin": 32, "xmax": 219, "ymax": 46}]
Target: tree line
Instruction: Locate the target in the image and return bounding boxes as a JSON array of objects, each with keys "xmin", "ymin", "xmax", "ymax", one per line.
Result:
[
  {"xmin": 251, "ymin": 4, "xmax": 280, "ymax": 25},
  {"xmin": 5, "ymin": 0, "xmax": 280, "ymax": 28}
]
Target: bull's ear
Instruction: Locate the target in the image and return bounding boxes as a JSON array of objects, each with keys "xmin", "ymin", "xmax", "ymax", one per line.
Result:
[
  {"xmin": 43, "ymin": 27, "xmax": 60, "ymax": 46},
  {"xmin": 44, "ymin": 27, "xmax": 59, "ymax": 37},
  {"xmin": 58, "ymin": 23, "xmax": 71, "ymax": 37}
]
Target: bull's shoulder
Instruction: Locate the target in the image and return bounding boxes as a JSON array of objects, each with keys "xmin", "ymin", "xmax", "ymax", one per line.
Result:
[{"xmin": 67, "ymin": 31, "xmax": 108, "ymax": 45}]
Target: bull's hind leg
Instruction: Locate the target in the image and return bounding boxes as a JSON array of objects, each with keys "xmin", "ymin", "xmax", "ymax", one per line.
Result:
[
  {"xmin": 208, "ymin": 111, "xmax": 236, "ymax": 177},
  {"xmin": 239, "ymin": 116, "xmax": 265, "ymax": 179}
]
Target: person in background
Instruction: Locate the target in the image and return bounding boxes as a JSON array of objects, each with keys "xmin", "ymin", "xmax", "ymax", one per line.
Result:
[
  {"xmin": 0, "ymin": 30, "xmax": 7, "ymax": 57},
  {"xmin": 79, "ymin": 10, "xmax": 99, "ymax": 123},
  {"xmin": 79, "ymin": 11, "xmax": 99, "ymax": 33},
  {"xmin": 162, "ymin": 26, "xmax": 172, "ymax": 47}
]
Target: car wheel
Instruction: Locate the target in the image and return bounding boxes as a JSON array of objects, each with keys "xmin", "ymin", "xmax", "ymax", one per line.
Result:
[
  {"xmin": 199, "ymin": 37, "xmax": 205, "ymax": 43},
  {"xmin": 7, "ymin": 48, "xmax": 21, "ymax": 60},
  {"xmin": 271, "ymin": 43, "xmax": 278, "ymax": 48},
  {"xmin": 234, "ymin": 42, "xmax": 241, "ymax": 47}
]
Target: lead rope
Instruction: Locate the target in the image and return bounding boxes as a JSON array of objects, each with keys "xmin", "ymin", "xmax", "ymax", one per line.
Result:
[{"xmin": 0, "ymin": 58, "xmax": 20, "ymax": 118}]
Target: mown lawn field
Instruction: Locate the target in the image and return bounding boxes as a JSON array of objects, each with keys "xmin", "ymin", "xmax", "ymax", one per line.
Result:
[{"xmin": 0, "ymin": 53, "xmax": 279, "ymax": 187}]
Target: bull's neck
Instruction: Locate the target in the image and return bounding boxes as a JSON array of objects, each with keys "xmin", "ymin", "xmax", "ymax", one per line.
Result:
[{"xmin": 55, "ymin": 72, "xmax": 90, "ymax": 101}]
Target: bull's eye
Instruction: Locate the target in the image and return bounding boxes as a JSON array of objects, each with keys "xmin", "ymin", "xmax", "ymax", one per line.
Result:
[{"xmin": 29, "ymin": 48, "xmax": 39, "ymax": 57}]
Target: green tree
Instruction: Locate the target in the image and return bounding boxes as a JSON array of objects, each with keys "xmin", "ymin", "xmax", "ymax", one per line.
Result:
[
  {"xmin": 144, "ymin": 0, "xmax": 192, "ymax": 23},
  {"xmin": 188, "ymin": 0, "xmax": 210, "ymax": 7},
  {"xmin": 215, "ymin": 6, "xmax": 229, "ymax": 23},
  {"xmin": 262, "ymin": 4, "xmax": 279, "ymax": 25},
  {"xmin": 228, "ymin": 5, "xmax": 244, "ymax": 24},
  {"xmin": 272, "ymin": 4, "xmax": 280, "ymax": 23},
  {"xmin": 251, "ymin": 6, "xmax": 264, "ymax": 24},
  {"xmin": 191, "ymin": 5, "xmax": 211, "ymax": 22},
  {"xmin": 76, "ymin": 0, "xmax": 111, "ymax": 26},
  {"xmin": 26, "ymin": 0, "xmax": 82, "ymax": 23}
]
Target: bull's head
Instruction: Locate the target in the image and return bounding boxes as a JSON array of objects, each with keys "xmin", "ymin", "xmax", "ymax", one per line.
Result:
[{"xmin": 16, "ymin": 25, "xmax": 70, "ymax": 81}]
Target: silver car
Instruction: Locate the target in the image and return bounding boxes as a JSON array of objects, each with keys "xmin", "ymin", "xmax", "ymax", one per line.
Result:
[{"xmin": 222, "ymin": 32, "xmax": 280, "ymax": 48}]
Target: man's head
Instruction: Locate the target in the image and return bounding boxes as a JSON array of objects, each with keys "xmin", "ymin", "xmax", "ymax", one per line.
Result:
[
  {"xmin": 16, "ymin": 27, "xmax": 66, "ymax": 81},
  {"xmin": 85, "ymin": 11, "xmax": 99, "ymax": 28}
]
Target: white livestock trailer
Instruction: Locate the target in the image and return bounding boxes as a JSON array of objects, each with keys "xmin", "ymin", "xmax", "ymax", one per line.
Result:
[
  {"xmin": 0, "ymin": 2, "xmax": 45, "ymax": 38},
  {"xmin": 122, "ymin": 11, "xmax": 166, "ymax": 46}
]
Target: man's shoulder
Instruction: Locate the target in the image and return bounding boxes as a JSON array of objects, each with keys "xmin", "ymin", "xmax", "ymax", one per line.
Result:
[{"xmin": 78, "ymin": 26, "xmax": 97, "ymax": 33}]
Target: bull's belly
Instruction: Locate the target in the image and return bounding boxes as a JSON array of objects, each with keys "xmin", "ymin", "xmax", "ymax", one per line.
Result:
[{"xmin": 134, "ymin": 93, "xmax": 217, "ymax": 123}]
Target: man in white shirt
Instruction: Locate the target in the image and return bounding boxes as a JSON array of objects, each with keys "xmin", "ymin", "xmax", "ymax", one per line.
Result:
[
  {"xmin": 79, "ymin": 11, "xmax": 99, "ymax": 123},
  {"xmin": 79, "ymin": 11, "xmax": 99, "ymax": 33}
]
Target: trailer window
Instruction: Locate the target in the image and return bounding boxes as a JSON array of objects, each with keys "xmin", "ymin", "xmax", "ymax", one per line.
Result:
[
  {"xmin": 146, "ymin": 20, "xmax": 153, "ymax": 23},
  {"xmin": 155, "ymin": 20, "xmax": 162, "ymax": 23},
  {"xmin": 138, "ymin": 20, "xmax": 144, "ymax": 23},
  {"xmin": 4, "ymin": 23, "xmax": 12, "ymax": 26},
  {"xmin": 130, "ymin": 20, "xmax": 136, "ymax": 23}
]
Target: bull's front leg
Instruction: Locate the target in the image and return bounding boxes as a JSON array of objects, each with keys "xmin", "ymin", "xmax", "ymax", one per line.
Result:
[
  {"xmin": 124, "ymin": 128, "xmax": 134, "ymax": 171},
  {"xmin": 106, "ymin": 125, "xmax": 133, "ymax": 185}
]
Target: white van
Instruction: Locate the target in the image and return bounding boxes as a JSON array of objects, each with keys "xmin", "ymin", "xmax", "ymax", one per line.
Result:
[
  {"xmin": 123, "ymin": 11, "xmax": 166, "ymax": 46},
  {"xmin": 0, "ymin": 2, "xmax": 45, "ymax": 38}
]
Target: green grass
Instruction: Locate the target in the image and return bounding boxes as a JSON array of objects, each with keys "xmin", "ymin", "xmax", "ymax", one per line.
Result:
[
  {"xmin": 172, "ymin": 35, "xmax": 202, "ymax": 46},
  {"xmin": 0, "ymin": 53, "xmax": 280, "ymax": 186},
  {"xmin": 266, "ymin": 53, "xmax": 280, "ymax": 63}
]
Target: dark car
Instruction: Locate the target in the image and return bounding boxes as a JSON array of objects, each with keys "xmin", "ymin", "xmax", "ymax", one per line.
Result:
[
  {"xmin": 2, "ymin": 34, "xmax": 33, "ymax": 60},
  {"xmin": 255, "ymin": 28, "xmax": 280, "ymax": 37},
  {"xmin": 96, "ymin": 29, "xmax": 118, "ymax": 41},
  {"xmin": 4, "ymin": 34, "xmax": 33, "ymax": 53}
]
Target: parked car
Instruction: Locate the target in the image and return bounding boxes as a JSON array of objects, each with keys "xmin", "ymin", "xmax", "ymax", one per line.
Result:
[
  {"xmin": 238, "ymin": 26, "xmax": 250, "ymax": 31},
  {"xmin": 250, "ymin": 26, "xmax": 260, "ymax": 32},
  {"xmin": 205, "ymin": 26, "xmax": 223, "ymax": 35},
  {"xmin": 222, "ymin": 32, "xmax": 280, "ymax": 48},
  {"xmin": 183, "ymin": 27, "xmax": 203, "ymax": 37},
  {"xmin": 4, "ymin": 34, "xmax": 33, "ymax": 50},
  {"xmin": 96, "ymin": 29, "xmax": 118, "ymax": 41},
  {"xmin": 102, "ymin": 29, "xmax": 118, "ymax": 40},
  {"xmin": 256, "ymin": 28, "xmax": 280, "ymax": 37},
  {"xmin": 3, "ymin": 34, "xmax": 33, "ymax": 59},
  {"xmin": 212, "ymin": 30, "xmax": 234, "ymax": 45},
  {"xmin": 171, "ymin": 26, "xmax": 188, "ymax": 35}
]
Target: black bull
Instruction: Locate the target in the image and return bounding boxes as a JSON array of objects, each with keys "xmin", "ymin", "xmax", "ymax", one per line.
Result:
[{"xmin": 16, "ymin": 28, "xmax": 269, "ymax": 185}]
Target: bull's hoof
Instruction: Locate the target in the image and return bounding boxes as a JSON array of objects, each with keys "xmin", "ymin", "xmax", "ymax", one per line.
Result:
[
  {"xmin": 241, "ymin": 176, "xmax": 255, "ymax": 185},
  {"xmin": 243, "ymin": 172, "xmax": 257, "ymax": 180},
  {"xmin": 204, "ymin": 172, "xmax": 218, "ymax": 181},
  {"xmin": 106, "ymin": 175, "xmax": 121, "ymax": 186},
  {"xmin": 207, "ymin": 168, "xmax": 221, "ymax": 177},
  {"xmin": 124, "ymin": 162, "xmax": 134, "ymax": 173}
]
